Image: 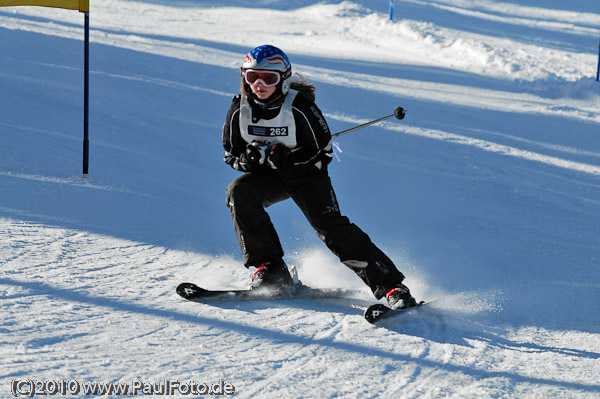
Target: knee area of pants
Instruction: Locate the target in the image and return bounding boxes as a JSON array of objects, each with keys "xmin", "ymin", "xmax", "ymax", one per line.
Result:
[{"xmin": 226, "ymin": 181, "xmax": 259, "ymax": 205}]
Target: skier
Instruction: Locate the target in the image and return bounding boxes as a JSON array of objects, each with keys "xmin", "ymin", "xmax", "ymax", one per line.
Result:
[{"xmin": 222, "ymin": 44, "xmax": 417, "ymax": 309}]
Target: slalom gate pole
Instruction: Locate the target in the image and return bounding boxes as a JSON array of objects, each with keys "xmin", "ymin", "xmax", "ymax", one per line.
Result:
[
  {"xmin": 83, "ymin": 12, "xmax": 90, "ymax": 178},
  {"xmin": 596, "ymin": 37, "xmax": 600, "ymax": 82},
  {"xmin": 332, "ymin": 106, "xmax": 406, "ymax": 138}
]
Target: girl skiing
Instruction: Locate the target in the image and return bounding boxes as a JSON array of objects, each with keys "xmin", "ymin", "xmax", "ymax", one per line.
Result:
[{"xmin": 222, "ymin": 45, "xmax": 416, "ymax": 309}]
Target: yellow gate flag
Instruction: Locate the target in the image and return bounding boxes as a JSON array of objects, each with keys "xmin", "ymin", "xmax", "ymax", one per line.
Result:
[{"xmin": 0, "ymin": 0, "xmax": 89, "ymax": 12}]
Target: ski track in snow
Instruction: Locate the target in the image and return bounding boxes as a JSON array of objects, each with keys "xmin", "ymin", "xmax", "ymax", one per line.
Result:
[
  {"xmin": 1, "ymin": 0, "xmax": 600, "ymax": 398},
  {"xmin": 2, "ymin": 220, "xmax": 599, "ymax": 398}
]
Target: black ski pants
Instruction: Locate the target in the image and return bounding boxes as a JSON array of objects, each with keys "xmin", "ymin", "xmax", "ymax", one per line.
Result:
[{"xmin": 225, "ymin": 171, "xmax": 405, "ymax": 299}]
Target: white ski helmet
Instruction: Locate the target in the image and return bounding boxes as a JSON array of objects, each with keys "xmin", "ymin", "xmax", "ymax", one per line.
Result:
[{"xmin": 241, "ymin": 45, "xmax": 292, "ymax": 94}]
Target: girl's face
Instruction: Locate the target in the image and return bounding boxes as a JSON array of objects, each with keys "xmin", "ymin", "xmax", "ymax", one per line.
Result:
[{"xmin": 250, "ymin": 82, "xmax": 277, "ymax": 100}]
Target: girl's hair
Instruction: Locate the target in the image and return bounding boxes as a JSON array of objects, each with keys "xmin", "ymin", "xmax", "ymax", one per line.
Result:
[
  {"xmin": 241, "ymin": 73, "xmax": 316, "ymax": 102},
  {"xmin": 290, "ymin": 73, "xmax": 316, "ymax": 102}
]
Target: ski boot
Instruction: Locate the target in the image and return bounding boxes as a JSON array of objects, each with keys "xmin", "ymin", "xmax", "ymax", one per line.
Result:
[
  {"xmin": 249, "ymin": 259, "xmax": 297, "ymax": 295},
  {"xmin": 385, "ymin": 283, "xmax": 417, "ymax": 309}
]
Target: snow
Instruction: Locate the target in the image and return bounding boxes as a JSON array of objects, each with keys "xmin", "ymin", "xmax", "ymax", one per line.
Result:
[{"xmin": 1, "ymin": 0, "xmax": 599, "ymax": 397}]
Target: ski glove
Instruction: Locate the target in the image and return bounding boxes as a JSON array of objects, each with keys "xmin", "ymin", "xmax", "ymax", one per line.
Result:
[
  {"xmin": 239, "ymin": 141, "xmax": 269, "ymax": 172},
  {"xmin": 267, "ymin": 144, "xmax": 292, "ymax": 171}
]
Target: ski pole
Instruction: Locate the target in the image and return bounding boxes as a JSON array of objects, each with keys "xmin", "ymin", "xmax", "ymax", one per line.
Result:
[{"xmin": 332, "ymin": 106, "xmax": 406, "ymax": 138}]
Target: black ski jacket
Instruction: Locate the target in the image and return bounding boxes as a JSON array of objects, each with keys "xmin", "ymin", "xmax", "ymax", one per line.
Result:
[{"xmin": 222, "ymin": 91, "xmax": 333, "ymax": 179}]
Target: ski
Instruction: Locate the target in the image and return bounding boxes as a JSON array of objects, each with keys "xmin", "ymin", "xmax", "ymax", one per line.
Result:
[
  {"xmin": 176, "ymin": 282, "xmax": 360, "ymax": 302},
  {"xmin": 364, "ymin": 300, "xmax": 427, "ymax": 324}
]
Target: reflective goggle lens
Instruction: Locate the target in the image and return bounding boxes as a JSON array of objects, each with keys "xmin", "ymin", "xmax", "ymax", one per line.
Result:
[{"xmin": 244, "ymin": 70, "xmax": 281, "ymax": 87}]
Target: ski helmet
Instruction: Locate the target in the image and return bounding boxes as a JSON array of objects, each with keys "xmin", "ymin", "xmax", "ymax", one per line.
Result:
[{"xmin": 241, "ymin": 45, "xmax": 292, "ymax": 95}]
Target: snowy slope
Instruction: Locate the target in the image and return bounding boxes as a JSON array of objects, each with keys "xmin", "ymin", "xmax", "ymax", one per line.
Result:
[{"xmin": 1, "ymin": 0, "xmax": 599, "ymax": 398}]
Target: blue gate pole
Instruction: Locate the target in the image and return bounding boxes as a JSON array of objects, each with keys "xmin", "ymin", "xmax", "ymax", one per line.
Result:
[
  {"xmin": 389, "ymin": 0, "xmax": 393, "ymax": 20},
  {"xmin": 596, "ymin": 37, "xmax": 600, "ymax": 82},
  {"xmin": 83, "ymin": 12, "xmax": 90, "ymax": 178}
]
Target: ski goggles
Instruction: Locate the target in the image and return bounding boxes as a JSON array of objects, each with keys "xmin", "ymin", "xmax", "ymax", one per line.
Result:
[{"xmin": 243, "ymin": 69, "xmax": 281, "ymax": 87}]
